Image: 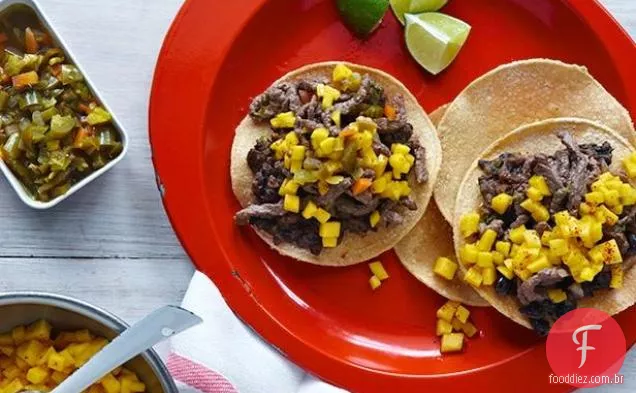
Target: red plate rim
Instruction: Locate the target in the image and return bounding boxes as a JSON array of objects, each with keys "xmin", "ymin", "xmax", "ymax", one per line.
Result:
[{"xmin": 149, "ymin": 1, "xmax": 636, "ymax": 391}]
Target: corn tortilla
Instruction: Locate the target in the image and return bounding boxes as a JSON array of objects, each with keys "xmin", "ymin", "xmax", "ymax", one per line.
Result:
[
  {"xmin": 396, "ymin": 104, "xmax": 487, "ymax": 306},
  {"xmin": 231, "ymin": 62, "xmax": 442, "ymax": 266},
  {"xmin": 453, "ymin": 118, "xmax": 636, "ymax": 328},
  {"xmin": 435, "ymin": 59, "xmax": 635, "ymax": 223}
]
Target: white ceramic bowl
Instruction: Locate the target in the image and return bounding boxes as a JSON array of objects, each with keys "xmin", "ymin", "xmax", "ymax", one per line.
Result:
[{"xmin": 0, "ymin": 0, "xmax": 129, "ymax": 209}]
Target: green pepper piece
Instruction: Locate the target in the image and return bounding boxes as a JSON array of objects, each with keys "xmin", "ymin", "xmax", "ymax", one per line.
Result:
[
  {"xmin": 40, "ymin": 96, "xmax": 57, "ymax": 109},
  {"xmin": 22, "ymin": 54, "xmax": 43, "ymax": 72},
  {"xmin": 51, "ymin": 182, "xmax": 71, "ymax": 198},
  {"xmin": 72, "ymin": 82, "xmax": 91, "ymax": 101},
  {"xmin": 48, "ymin": 114, "xmax": 76, "ymax": 139},
  {"xmin": 60, "ymin": 64, "xmax": 84, "ymax": 85},
  {"xmin": 49, "ymin": 150, "xmax": 72, "ymax": 171},
  {"xmin": 21, "ymin": 90, "xmax": 41, "ymax": 109},
  {"xmin": 2, "ymin": 133, "xmax": 21, "ymax": 159},
  {"xmin": 0, "ymin": 91, "xmax": 9, "ymax": 110},
  {"xmin": 3, "ymin": 53, "xmax": 24, "ymax": 76},
  {"xmin": 86, "ymin": 107, "xmax": 112, "ymax": 125},
  {"xmin": 40, "ymin": 107, "xmax": 59, "ymax": 122},
  {"xmin": 342, "ymin": 139, "xmax": 359, "ymax": 173}
]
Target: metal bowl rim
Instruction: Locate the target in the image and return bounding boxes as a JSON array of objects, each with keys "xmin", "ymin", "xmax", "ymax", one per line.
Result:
[{"xmin": 0, "ymin": 291, "xmax": 178, "ymax": 393}]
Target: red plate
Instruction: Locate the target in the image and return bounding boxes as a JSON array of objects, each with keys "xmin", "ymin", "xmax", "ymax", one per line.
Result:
[{"xmin": 149, "ymin": 1, "xmax": 636, "ymax": 391}]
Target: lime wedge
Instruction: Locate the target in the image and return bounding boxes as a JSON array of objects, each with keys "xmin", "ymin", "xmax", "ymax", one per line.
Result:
[
  {"xmin": 390, "ymin": 0, "xmax": 449, "ymax": 25},
  {"xmin": 404, "ymin": 12, "xmax": 470, "ymax": 75},
  {"xmin": 337, "ymin": 0, "xmax": 390, "ymax": 38}
]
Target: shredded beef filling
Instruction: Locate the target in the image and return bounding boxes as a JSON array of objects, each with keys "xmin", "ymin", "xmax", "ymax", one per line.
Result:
[
  {"xmin": 236, "ymin": 71, "xmax": 428, "ymax": 255},
  {"xmin": 476, "ymin": 131, "xmax": 635, "ymax": 334}
]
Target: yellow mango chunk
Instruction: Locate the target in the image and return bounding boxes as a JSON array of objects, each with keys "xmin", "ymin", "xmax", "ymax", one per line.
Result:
[
  {"xmin": 459, "ymin": 212, "xmax": 480, "ymax": 238},
  {"xmin": 436, "ymin": 301, "xmax": 459, "ymax": 322},
  {"xmin": 440, "ymin": 333, "xmax": 464, "ymax": 353},
  {"xmin": 369, "ymin": 261, "xmax": 389, "ymax": 280},
  {"xmin": 436, "ymin": 319, "xmax": 453, "ymax": 336},
  {"xmin": 433, "ymin": 257, "xmax": 457, "ymax": 280},
  {"xmin": 454, "ymin": 305, "xmax": 470, "ymax": 324}
]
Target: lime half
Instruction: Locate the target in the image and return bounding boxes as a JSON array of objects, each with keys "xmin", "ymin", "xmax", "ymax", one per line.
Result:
[
  {"xmin": 404, "ymin": 12, "xmax": 470, "ymax": 75},
  {"xmin": 337, "ymin": 0, "xmax": 390, "ymax": 38},
  {"xmin": 390, "ymin": 0, "xmax": 449, "ymax": 25}
]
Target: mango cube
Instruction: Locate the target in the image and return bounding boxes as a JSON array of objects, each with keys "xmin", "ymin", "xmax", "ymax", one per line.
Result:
[
  {"xmin": 509, "ymin": 225, "xmax": 527, "ymax": 244},
  {"xmin": 491, "ymin": 193, "xmax": 513, "ymax": 214},
  {"xmin": 495, "ymin": 241, "xmax": 511, "ymax": 257},
  {"xmin": 433, "ymin": 257, "xmax": 458, "ymax": 280},
  {"xmin": 589, "ymin": 239, "xmax": 623, "ymax": 265},
  {"xmin": 319, "ymin": 221, "xmax": 341, "ymax": 238},
  {"xmin": 461, "ymin": 321, "xmax": 479, "ymax": 338},
  {"xmin": 610, "ymin": 265, "xmax": 624, "ymax": 289},
  {"xmin": 585, "ymin": 191, "xmax": 604, "ymax": 205},
  {"xmin": 26, "ymin": 366, "xmax": 49, "ymax": 384},
  {"xmin": 523, "ymin": 230, "xmax": 541, "ymax": 248},
  {"xmin": 369, "ymin": 275, "xmax": 382, "ymax": 290},
  {"xmin": 547, "ymin": 289, "xmax": 567, "ymax": 303},
  {"xmin": 549, "ymin": 239, "xmax": 569, "ymax": 257},
  {"xmin": 436, "ymin": 319, "xmax": 453, "ymax": 336},
  {"xmin": 526, "ymin": 187, "xmax": 543, "ymax": 202},
  {"xmin": 322, "ymin": 237, "xmax": 338, "ymax": 248},
  {"xmin": 440, "ymin": 333, "xmax": 464, "ymax": 353},
  {"xmin": 477, "ymin": 229, "xmax": 497, "ymax": 252},
  {"xmin": 527, "ymin": 256, "xmax": 551, "ymax": 273},
  {"xmin": 369, "ymin": 210, "xmax": 381, "ymax": 228},
  {"xmin": 25, "ymin": 320, "xmax": 52, "ymax": 341},
  {"xmin": 454, "ymin": 305, "xmax": 470, "ymax": 324},
  {"xmin": 11, "ymin": 326, "xmax": 25, "ymax": 345},
  {"xmin": 497, "ymin": 265, "xmax": 514, "ymax": 280},
  {"xmin": 101, "ymin": 373, "xmax": 121, "ymax": 393},
  {"xmin": 283, "ymin": 194, "xmax": 300, "ymax": 213},
  {"xmin": 476, "ymin": 252, "xmax": 493, "ymax": 268},
  {"xmin": 270, "ymin": 112, "xmax": 296, "ymax": 129},
  {"xmin": 529, "ymin": 175, "xmax": 551, "ymax": 196},
  {"xmin": 622, "ymin": 153, "xmax": 636, "ymax": 178},
  {"xmin": 459, "ymin": 212, "xmax": 480, "ymax": 238},
  {"xmin": 314, "ymin": 208, "xmax": 331, "ymax": 224},
  {"xmin": 436, "ymin": 301, "xmax": 459, "ymax": 322},
  {"xmin": 369, "ymin": 261, "xmax": 389, "ymax": 280},
  {"xmin": 482, "ymin": 267, "xmax": 497, "ymax": 285},
  {"xmin": 464, "ymin": 267, "xmax": 483, "ymax": 287},
  {"xmin": 460, "ymin": 244, "xmax": 478, "ymax": 265},
  {"xmin": 2, "ymin": 379, "xmax": 24, "ymax": 393}
]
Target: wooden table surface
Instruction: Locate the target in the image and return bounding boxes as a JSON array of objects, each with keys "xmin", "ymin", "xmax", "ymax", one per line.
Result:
[{"xmin": 0, "ymin": 0, "xmax": 633, "ymax": 391}]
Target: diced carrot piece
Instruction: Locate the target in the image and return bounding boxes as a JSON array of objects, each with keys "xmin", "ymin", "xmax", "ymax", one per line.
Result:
[
  {"xmin": 12, "ymin": 71, "xmax": 39, "ymax": 88},
  {"xmin": 25, "ymin": 28, "xmax": 39, "ymax": 54},
  {"xmin": 339, "ymin": 127, "xmax": 357, "ymax": 138},
  {"xmin": 384, "ymin": 104, "xmax": 397, "ymax": 120},
  {"xmin": 73, "ymin": 127, "xmax": 91, "ymax": 147},
  {"xmin": 352, "ymin": 178, "xmax": 373, "ymax": 196},
  {"xmin": 78, "ymin": 103, "xmax": 92, "ymax": 114},
  {"xmin": 51, "ymin": 64, "xmax": 62, "ymax": 77}
]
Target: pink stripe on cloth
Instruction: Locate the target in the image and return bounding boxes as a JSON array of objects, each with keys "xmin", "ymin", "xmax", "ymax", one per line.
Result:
[{"xmin": 167, "ymin": 353, "xmax": 238, "ymax": 393}]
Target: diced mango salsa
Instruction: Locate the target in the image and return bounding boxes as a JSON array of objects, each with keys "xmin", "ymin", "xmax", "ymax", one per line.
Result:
[
  {"xmin": 0, "ymin": 321, "xmax": 145, "ymax": 393},
  {"xmin": 440, "ymin": 333, "xmax": 464, "ymax": 353},
  {"xmin": 459, "ymin": 212, "xmax": 480, "ymax": 238},
  {"xmin": 491, "ymin": 193, "xmax": 513, "ymax": 214},
  {"xmin": 433, "ymin": 257, "xmax": 458, "ymax": 280},
  {"xmin": 436, "ymin": 319, "xmax": 453, "ymax": 336},
  {"xmin": 436, "ymin": 301, "xmax": 459, "ymax": 322},
  {"xmin": 477, "ymin": 229, "xmax": 497, "ymax": 252},
  {"xmin": 369, "ymin": 261, "xmax": 389, "ymax": 280},
  {"xmin": 369, "ymin": 275, "xmax": 382, "ymax": 290}
]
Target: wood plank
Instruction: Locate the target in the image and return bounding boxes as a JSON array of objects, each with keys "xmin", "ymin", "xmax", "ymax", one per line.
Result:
[{"xmin": 0, "ymin": 258, "xmax": 194, "ymax": 323}]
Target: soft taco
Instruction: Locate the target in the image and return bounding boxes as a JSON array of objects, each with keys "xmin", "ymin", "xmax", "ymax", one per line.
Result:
[
  {"xmin": 434, "ymin": 59, "xmax": 635, "ymax": 223},
  {"xmin": 231, "ymin": 62, "xmax": 442, "ymax": 266},
  {"xmin": 453, "ymin": 118, "xmax": 636, "ymax": 334},
  {"xmin": 396, "ymin": 104, "xmax": 487, "ymax": 306}
]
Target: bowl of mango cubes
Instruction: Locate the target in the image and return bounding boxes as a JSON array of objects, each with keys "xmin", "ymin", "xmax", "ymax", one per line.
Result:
[{"xmin": 0, "ymin": 292, "xmax": 177, "ymax": 393}]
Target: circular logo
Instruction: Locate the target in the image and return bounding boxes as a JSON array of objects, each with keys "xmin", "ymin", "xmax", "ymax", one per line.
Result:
[{"xmin": 546, "ymin": 308, "xmax": 626, "ymax": 388}]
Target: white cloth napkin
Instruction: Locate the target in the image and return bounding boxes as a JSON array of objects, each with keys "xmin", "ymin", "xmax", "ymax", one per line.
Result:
[{"xmin": 160, "ymin": 271, "xmax": 348, "ymax": 393}]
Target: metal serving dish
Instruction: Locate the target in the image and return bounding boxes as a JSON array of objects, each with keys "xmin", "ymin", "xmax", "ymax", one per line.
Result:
[
  {"xmin": 0, "ymin": 292, "xmax": 178, "ymax": 393},
  {"xmin": 0, "ymin": 0, "xmax": 128, "ymax": 209}
]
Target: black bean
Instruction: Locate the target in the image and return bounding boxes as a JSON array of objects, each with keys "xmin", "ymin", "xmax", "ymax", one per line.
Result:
[
  {"xmin": 495, "ymin": 275, "xmax": 515, "ymax": 295},
  {"xmin": 519, "ymin": 301, "xmax": 543, "ymax": 320},
  {"xmin": 554, "ymin": 300, "xmax": 576, "ymax": 319}
]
